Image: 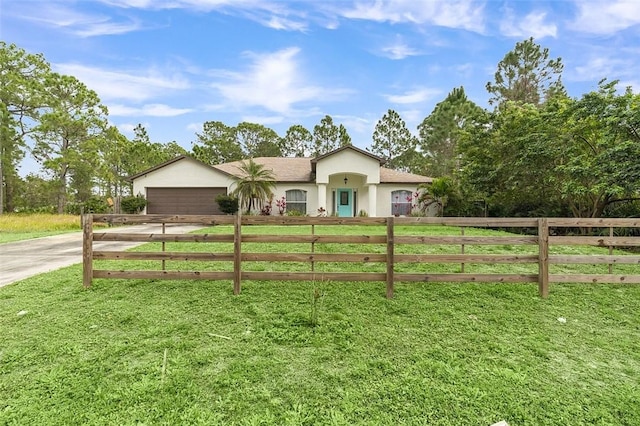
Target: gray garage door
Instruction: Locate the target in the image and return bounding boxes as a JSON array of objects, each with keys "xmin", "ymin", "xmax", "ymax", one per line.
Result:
[{"xmin": 146, "ymin": 187, "xmax": 226, "ymax": 215}]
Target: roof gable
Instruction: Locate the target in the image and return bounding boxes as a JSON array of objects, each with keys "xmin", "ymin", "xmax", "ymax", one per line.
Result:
[
  {"xmin": 311, "ymin": 145, "xmax": 384, "ymax": 172},
  {"xmin": 128, "ymin": 155, "xmax": 233, "ymax": 181}
]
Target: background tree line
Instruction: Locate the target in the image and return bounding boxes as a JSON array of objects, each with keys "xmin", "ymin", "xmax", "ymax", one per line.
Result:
[{"xmin": 1, "ymin": 38, "xmax": 639, "ymax": 217}]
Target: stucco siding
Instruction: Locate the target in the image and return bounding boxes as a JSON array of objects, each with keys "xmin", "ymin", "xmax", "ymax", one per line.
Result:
[
  {"xmin": 132, "ymin": 158, "xmax": 233, "ymax": 197},
  {"xmin": 315, "ymin": 149, "xmax": 380, "ymax": 184},
  {"xmin": 271, "ymin": 184, "xmax": 318, "ymax": 216}
]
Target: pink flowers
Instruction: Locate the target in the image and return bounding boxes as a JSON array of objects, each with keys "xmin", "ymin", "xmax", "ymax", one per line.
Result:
[{"xmin": 276, "ymin": 196, "xmax": 286, "ymax": 215}]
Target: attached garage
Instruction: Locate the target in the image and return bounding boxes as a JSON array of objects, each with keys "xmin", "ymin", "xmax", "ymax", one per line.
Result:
[{"xmin": 146, "ymin": 187, "xmax": 226, "ymax": 215}]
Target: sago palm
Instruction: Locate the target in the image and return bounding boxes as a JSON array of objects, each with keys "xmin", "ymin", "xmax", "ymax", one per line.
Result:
[{"xmin": 232, "ymin": 159, "xmax": 276, "ymax": 214}]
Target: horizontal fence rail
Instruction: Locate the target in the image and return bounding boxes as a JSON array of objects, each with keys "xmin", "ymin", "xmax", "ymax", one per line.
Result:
[{"xmin": 82, "ymin": 214, "xmax": 640, "ymax": 298}]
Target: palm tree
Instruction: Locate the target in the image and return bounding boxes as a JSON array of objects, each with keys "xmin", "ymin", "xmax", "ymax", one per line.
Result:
[{"xmin": 232, "ymin": 159, "xmax": 276, "ymax": 214}]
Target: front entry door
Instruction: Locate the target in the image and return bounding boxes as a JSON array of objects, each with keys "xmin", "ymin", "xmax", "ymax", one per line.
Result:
[{"xmin": 337, "ymin": 188, "xmax": 352, "ymax": 217}]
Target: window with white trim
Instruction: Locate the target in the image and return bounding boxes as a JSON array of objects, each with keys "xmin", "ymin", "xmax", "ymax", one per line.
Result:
[
  {"xmin": 391, "ymin": 190, "xmax": 413, "ymax": 216},
  {"xmin": 286, "ymin": 189, "xmax": 307, "ymax": 214}
]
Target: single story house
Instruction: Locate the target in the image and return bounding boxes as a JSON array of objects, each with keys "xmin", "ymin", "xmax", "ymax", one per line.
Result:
[{"xmin": 130, "ymin": 145, "xmax": 435, "ymax": 217}]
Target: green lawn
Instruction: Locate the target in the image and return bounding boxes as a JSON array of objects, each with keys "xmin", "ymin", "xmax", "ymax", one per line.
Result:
[{"xmin": 1, "ymin": 225, "xmax": 640, "ymax": 425}]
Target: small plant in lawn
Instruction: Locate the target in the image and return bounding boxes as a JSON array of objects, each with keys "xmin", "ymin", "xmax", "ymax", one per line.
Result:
[{"xmin": 309, "ymin": 285, "xmax": 325, "ymax": 328}]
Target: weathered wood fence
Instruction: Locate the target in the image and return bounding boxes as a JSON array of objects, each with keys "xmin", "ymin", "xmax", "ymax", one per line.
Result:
[{"xmin": 82, "ymin": 214, "xmax": 640, "ymax": 298}]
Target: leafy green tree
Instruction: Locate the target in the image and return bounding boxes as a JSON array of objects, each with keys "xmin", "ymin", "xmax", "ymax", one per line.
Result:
[
  {"xmin": 460, "ymin": 80, "xmax": 640, "ymax": 218},
  {"xmin": 13, "ymin": 173, "xmax": 58, "ymax": 212},
  {"xmin": 235, "ymin": 122, "xmax": 282, "ymax": 157},
  {"xmin": 371, "ymin": 109, "xmax": 417, "ymax": 171},
  {"xmin": 0, "ymin": 42, "xmax": 51, "ymax": 213},
  {"xmin": 192, "ymin": 121, "xmax": 242, "ymax": 165},
  {"xmin": 96, "ymin": 125, "xmax": 131, "ymax": 198},
  {"xmin": 281, "ymin": 124, "xmax": 313, "ymax": 157},
  {"xmin": 312, "ymin": 115, "xmax": 341, "ymax": 156},
  {"xmin": 552, "ymin": 80, "xmax": 640, "ymax": 217},
  {"xmin": 231, "ymin": 158, "xmax": 276, "ymax": 214},
  {"xmin": 459, "ymin": 100, "xmax": 563, "ymax": 217},
  {"xmin": 32, "ymin": 73, "xmax": 108, "ymax": 213},
  {"xmin": 486, "ymin": 37, "xmax": 564, "ymax": 107},
  {"xmin": 338, "ymin": 124, "xmax": 352, "ymax": 147},
  {"xmin": 418, "ymin": 87, "xmax": 482, "ymax": 177}
]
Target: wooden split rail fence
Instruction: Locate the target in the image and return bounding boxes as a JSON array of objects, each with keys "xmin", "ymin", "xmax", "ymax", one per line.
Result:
[{"xmin": 82, "ymin": 214, "xmax": 640, "ymax": 298}]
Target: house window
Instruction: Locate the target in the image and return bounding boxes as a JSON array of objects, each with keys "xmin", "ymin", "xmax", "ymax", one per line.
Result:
[
  {"xmin": 391, "ymin": 190, "xmax": 413, "ymax": 216},
  {"xmin": 286, "ymin": 189, "xmax": 307, "ymax": 214}
]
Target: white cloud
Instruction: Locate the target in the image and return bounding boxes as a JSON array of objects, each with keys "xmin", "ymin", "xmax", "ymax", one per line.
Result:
[
  {"xmin": 338, "ymin": 0, "xmax": 486, "ymax": 33},
  {"xmin": 380, "ymin": 41, "xmax": 420, "ymax": 60},
  {"xmin": 118, "ymin": 123, "xmax": 135, "ymax": 134},
  {"xmin": 211, "ymin": 47, "xmax": 348, "ymax": 114},
  {"xmin": 186, "ymin": 122, "xmax": 202, "ymax": 133},
  {"xmin": 11, "ymin": 3, "xmax": 142, "ymax": 37},
  {"xmin": 500, "ymin": 10, "xmax": 557, "ymax": 39},
  {"xmin": 264, "ymin": 16, "xmax": 308, "ymax": 31},
  {"xmin": 109, "ymin": 103, "xmax": 193, "ymax": 117},
  {"xmin": 570, "ymin": 54, "xmax": 640, "ymax": 86},
  {"xmin": 333, "ymin": 114, "xmax": 372, "ymax": 134},
  {"xmin": 53, "ymin": 63, "xmax": 190, "ymax": 102},
  {"xmin": 571, "ymin": 0, "xmax": 640, "ymax": 34},
  {"xmin": 385, "ymin": 88, "xmax": 442, "ymax": 104},
  {"xmin": 99, "ymin": 0, "xmax": 313, "ymax": 32}
]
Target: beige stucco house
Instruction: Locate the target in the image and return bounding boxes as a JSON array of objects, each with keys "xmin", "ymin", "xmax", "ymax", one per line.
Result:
[{"xmin": 130, "ymin": 146, "xmax": 434, "ymax": 217}]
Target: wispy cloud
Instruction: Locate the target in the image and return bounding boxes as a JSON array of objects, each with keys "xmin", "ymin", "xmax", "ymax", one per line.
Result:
[
  {"xmin": 262, "ymin": 16, "xmax": 308, "ymax": 31},
  {"xmin": 385, "ymin": 88, "xmax": 442, "ymax": 104},
  {"xmin": 569, "ymin": 51, "xmax": 640, "ymax": 87},
  {"xmin": 99, "ymin": 0, "xmax": 312, "ymax": 32},
  {"xmin": 500, "ymin": 10, "xmax": 557, "ymax": 39},
  {"xmin": 11, "ymin": 3, "xmax": 142, "ymax": 37},
  {"xmin": 211, "ymin": 47, "xmax": 348, "ymax": 114},
  {"xmin": 109, "ymin": 103, "xmax": 193, "ymax": 117},
  {"xmin": 571, "ymin": 0, "xmax": 640, "ymax": 34},
  {"xmin": 53, "ymin": 63, "xmax": 190, "ymax": 102},
  {"xmin": 337, "ymin": 0, "xmax": 486, "ymax": 33},
  {"xmin": 380, "ymin": 39, "xmax": 420, "ymax": 60}
]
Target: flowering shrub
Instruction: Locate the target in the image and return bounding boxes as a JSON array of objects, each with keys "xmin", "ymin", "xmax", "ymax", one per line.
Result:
[{"xmin": 275, "ymin": 196, "xmax": 286, "ymax": 215}]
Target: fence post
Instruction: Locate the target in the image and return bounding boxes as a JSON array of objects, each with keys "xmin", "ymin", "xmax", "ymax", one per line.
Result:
[
  {"xmin": 460, "ymin": 226, "xmax": 465, "ymax": 273},
  {"xmin": 386, "ymin": 216, "xmax": 394, "ymax": 299},
  {"xmin": 538, "ymin": 218, "xmax": 549, "ymax": 298},
  {"xmin": 162, "ymin": 222, "xmax": 166, "ymax": 271},
  {"xmin": 82, "ymin": 214, "xmax": 93, "ymax": 288},
  {"xmin": 233, "ymin": 212, "xmax": 242, "ymax": 295}
]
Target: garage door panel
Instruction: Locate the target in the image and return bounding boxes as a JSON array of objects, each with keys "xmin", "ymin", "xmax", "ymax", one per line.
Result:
[{"xmin": 147, "ymin": 188, "xmax": 226, "ymax": 215}]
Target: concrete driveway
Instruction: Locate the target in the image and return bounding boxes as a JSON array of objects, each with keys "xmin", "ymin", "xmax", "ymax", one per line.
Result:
[{"xmin": 0, "ymin": 223, "xmax": 203, "ymax": 287}]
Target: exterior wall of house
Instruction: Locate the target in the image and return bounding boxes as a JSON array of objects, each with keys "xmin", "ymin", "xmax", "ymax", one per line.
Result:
[
  {"xmin": 132, "ymin": 158, "xmax": 234, "ymax": 214},
  {"xmin": 271, "ymin": 184, "xmax": 318, "ymax": 216},
  {"xmin": 315, "ymin": 149, "xmax": 380, "ymax": 184},
  {"xmin": 377, "ymin": 184, "xmax": 438, "ymax": 217}
]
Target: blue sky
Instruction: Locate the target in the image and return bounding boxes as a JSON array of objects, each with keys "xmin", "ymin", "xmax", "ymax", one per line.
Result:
[{"xmin": 3, "ymin": 0, "xmax": 640, "ymax": 175}]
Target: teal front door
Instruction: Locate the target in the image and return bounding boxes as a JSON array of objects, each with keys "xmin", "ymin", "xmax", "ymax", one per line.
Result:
[{"xmin": 337, "ymin": 189, "xmax": 352, "ymax": 217}]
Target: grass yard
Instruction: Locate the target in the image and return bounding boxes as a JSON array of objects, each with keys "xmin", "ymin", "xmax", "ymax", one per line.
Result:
[
  {"xmin": 1, "ymin": 225, "xmax": 640, "ymax": 425},
  {"xmin": 0, "ymin": 214, "xmax": 83, "ymax": 243}
]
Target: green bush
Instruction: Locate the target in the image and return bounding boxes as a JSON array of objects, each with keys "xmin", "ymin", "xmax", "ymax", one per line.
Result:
[
  {"xmin": 121, "ymin": 195, "xmax": 147, "ymax": 214},
  {"xmin": 216, "ymin": 194, "xmax": 239, "ymax": 215},
  {"xmin": 66, "ymin": 196, "xmax": 109, "ymax": 215}
]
